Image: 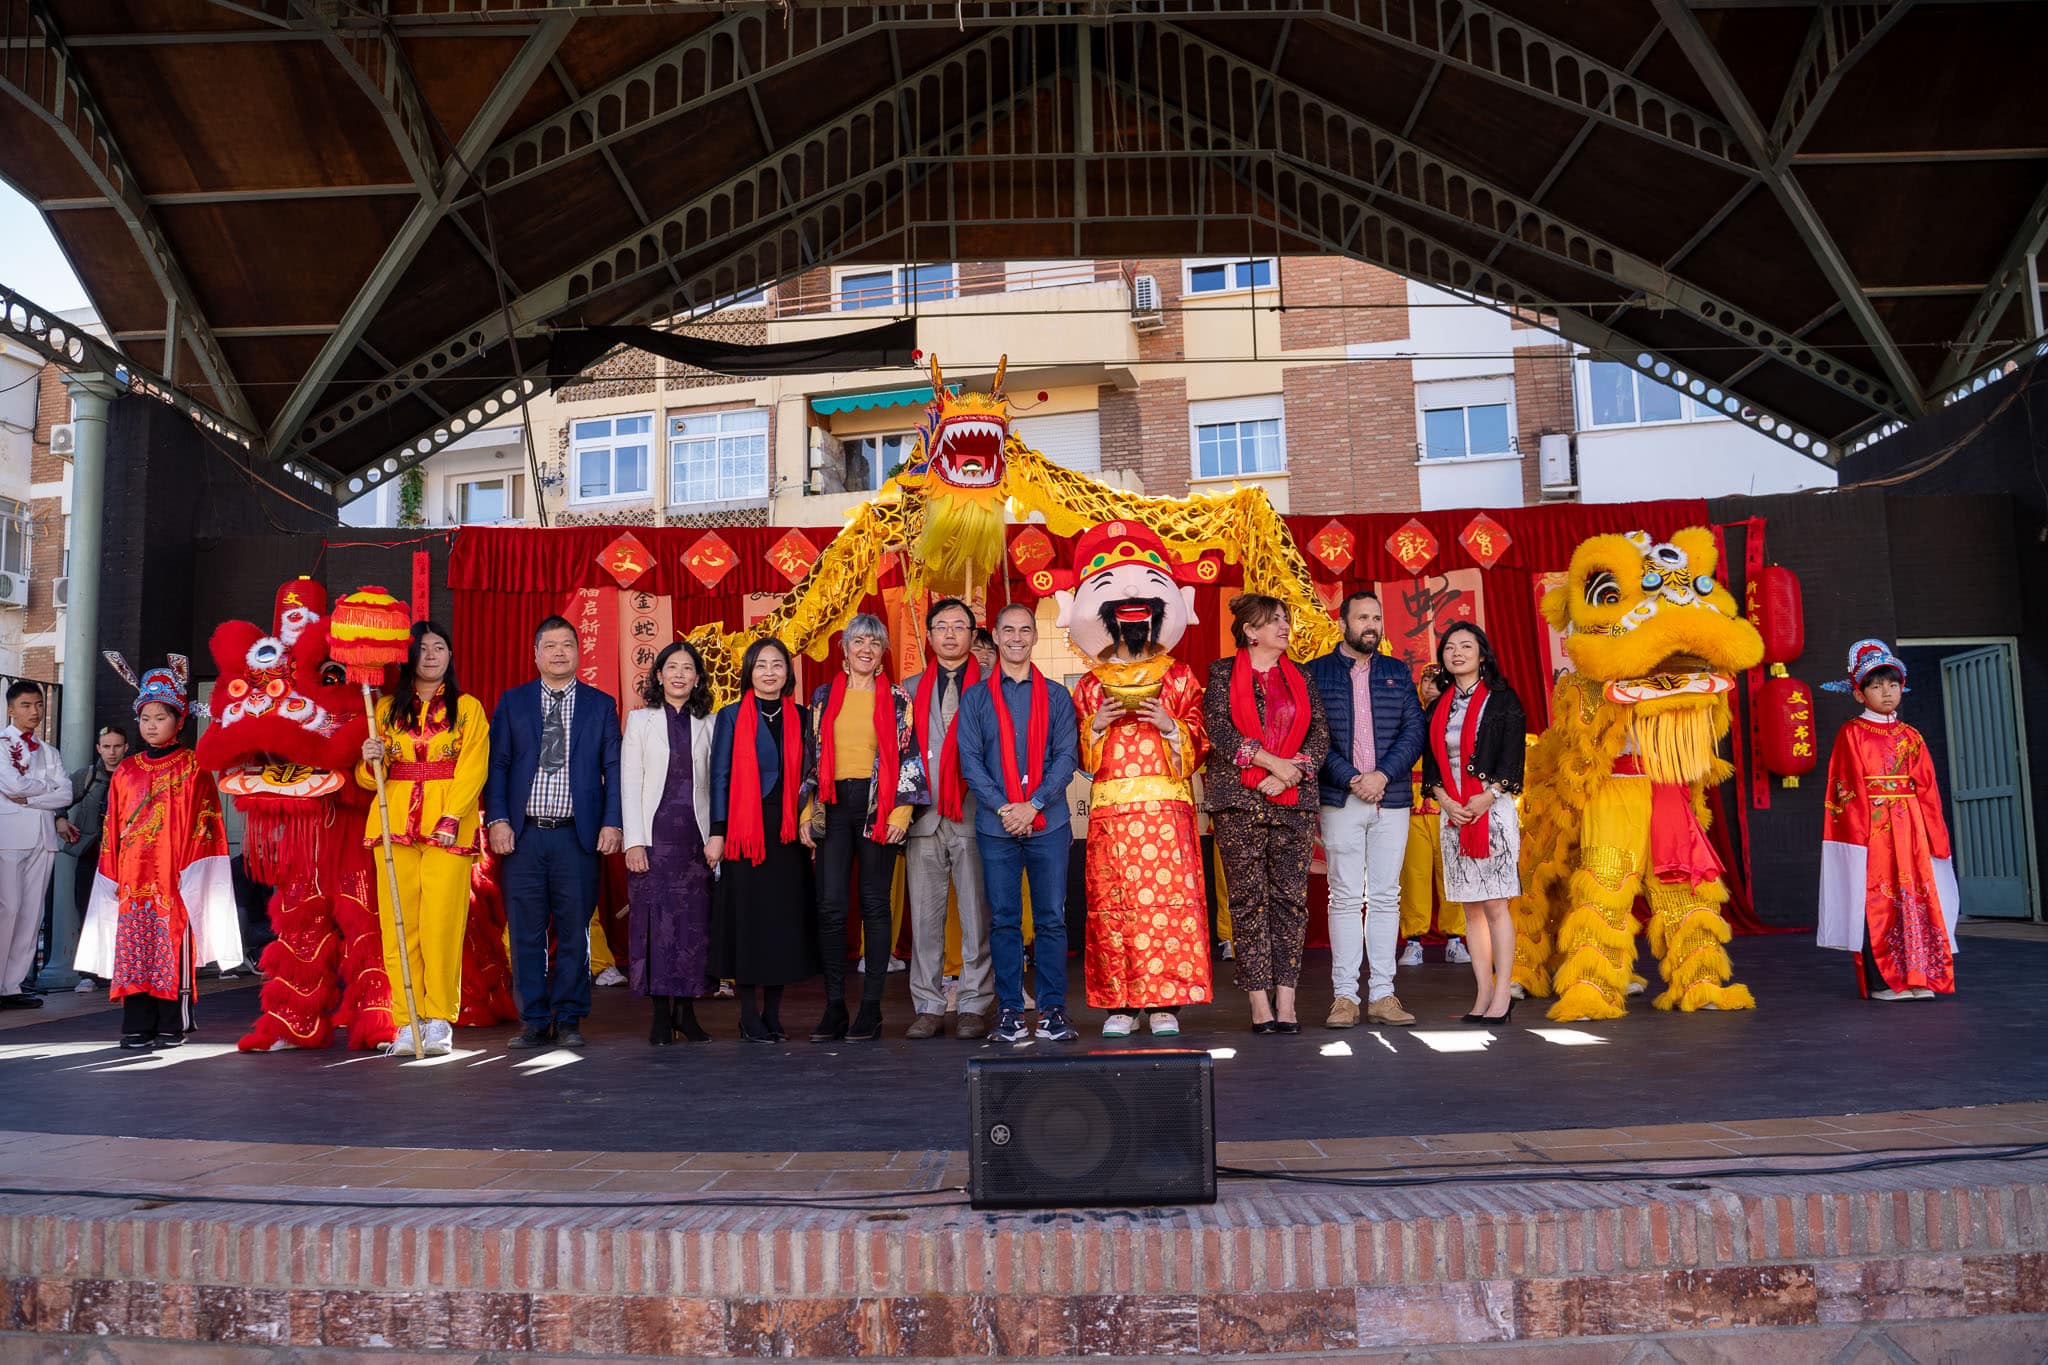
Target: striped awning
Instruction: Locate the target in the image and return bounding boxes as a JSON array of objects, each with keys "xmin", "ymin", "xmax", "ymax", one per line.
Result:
[{"xmin": 809, "ymin": 384, "xmax": 956, "ymax": 416}]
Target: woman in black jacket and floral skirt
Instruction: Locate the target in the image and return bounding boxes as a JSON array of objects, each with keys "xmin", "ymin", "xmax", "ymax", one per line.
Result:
[{"xmin": 1419, "ymin": 623, "xmax": 1525, "ymax": 1025}]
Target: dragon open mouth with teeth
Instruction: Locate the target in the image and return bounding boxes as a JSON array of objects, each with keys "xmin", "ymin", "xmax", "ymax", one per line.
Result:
[{"xmin": 899, "ymin": 352, "xmax": 1018, "ymax": 593}]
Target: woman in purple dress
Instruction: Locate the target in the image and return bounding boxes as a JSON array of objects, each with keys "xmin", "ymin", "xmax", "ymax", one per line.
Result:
[{"xmin": 623, "ymin": 641, "xmax": 717, "ymax": 1044}]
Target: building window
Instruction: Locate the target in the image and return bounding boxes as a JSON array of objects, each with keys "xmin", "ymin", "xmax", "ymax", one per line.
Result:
[
  {"xmin": 1194, "ymin": 417, "xmax": 1284, "ymax": 479},
  {"xmin": 1585, "ymin": 359, "xmax": 1726, "ymax": 427},
  {"xmin": 1185, "ymin": 257, "xmax": 1275, "ymax": 296},
  {"xmin": 669, "ymin": 407, "xmax": 769, "ymax": 505},
  {"xmin": 835, "ymin": 264, "xmax": 957, "ymax": 311},
  {"xmin": 1421, "ymin": 402, "xmax": 1514, "ymax": 460},
  {"xmin": 0, "ymin": 499, "xmax": 25, "ymax": 578},
  {"xmin": 841, "ymin": 432, "xmax": 915, "ymax": 493},
  {"xmin": 571, "ymin": 415, "xmax": 652, "ymax": 502},
  {"xmin": 454, "ymin": 475, "xmax": 521, "ymax": 525}
]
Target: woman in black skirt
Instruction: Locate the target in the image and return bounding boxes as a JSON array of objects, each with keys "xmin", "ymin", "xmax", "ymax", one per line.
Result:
[{"xmin": 708, "ymin": 638, "xmax": 820, "ymax": 1041}]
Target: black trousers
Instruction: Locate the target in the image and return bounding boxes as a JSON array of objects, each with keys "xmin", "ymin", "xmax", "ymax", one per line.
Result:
[
  {"xmin": 815, "ymin": 779, "xmax": 901, "ymax": 1006},
  {"xmin": 122, "ymin": 992, "xmax": 189, "ymax": 1040}
]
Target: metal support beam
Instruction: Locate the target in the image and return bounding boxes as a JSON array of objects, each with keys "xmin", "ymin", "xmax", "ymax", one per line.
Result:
[
  {"xmin": 1653, "ymin": 0, "xmax": 1927, "ymax": 416},
  {"xmin": 303, "ymin": 27, "xmax": 1031, "ymax": 463},
  {"xmin": 295, "ymin": 2, "xmax": 441, "ymax": 194},
  {"xmin": 0, "ymin": 1, "xmax": 258, "ymax": 429},
  {"xmin": 267, "ymin": 14, "xmax": 576, "ymax": 456},
  {"xmin": 1937, "ymin": 173, "xmax": 2048, "ymax": 387},
  {"xmin": 1769, "ymin": 2, "xmax": 1913, "ymax": 166},
  {"xmin": 39, "ymin": 183, "xmax": 419, "ymax": 210}
]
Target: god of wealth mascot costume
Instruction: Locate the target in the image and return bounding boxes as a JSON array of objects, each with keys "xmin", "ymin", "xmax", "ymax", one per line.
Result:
[
  {"xmin": 1512, "ymin": 528, "xmax": 1764, "ymax": 1021},
  {"xmin": 198, "ymin": 579, "xmax": 397, "ymax": 1051},
  {"xmin": 1038, "ymin": 520, "xmax": 1220, "ymax": 1016}
]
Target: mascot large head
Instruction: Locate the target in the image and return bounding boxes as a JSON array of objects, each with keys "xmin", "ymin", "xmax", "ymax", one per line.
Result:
[
  {"xmin": 900, "ymin": 352, "xmax": 1015, "ymax": 593},
  {"xmin": 1044, "ymin": 519, "xmax": 1218, "ymax": 663},
  {"xmin": 195, "ymin": 577, "xmax": 370, "ymax": 882}
]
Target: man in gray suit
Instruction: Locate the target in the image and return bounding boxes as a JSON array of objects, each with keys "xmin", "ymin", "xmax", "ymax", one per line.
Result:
[{"xmin": 901, "ymin": 598, "xmax": 993, "ymax": 1039}]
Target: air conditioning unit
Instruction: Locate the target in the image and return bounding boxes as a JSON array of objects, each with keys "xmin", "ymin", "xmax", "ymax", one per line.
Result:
[
  {"xmin": 1130, "ymin": 274, "xmax": 1167, "ymax": 331},
  {"xmin": 52, "ymin": 578, "xmax": 67, "ymax": 610},
  {"xmin": 1538, "ymin": 432, "xmax": 1577, "ymax": 495},
  {"xmin": 0, "ymin": 572, "xmax": 26, "ymax": 608},
  {"xmin": 48, "ymin": 424, "xmax": 75, "ymax": 457}
]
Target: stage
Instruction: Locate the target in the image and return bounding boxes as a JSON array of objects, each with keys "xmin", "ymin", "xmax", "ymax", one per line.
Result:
[{"xmin": 5, "ymin": 927, "xmax": 2048, "ymax": 1360}]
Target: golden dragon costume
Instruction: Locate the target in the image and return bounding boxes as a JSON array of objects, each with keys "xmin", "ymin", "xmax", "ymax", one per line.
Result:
[
  {"xmin": 1512, "ymin": 528, "xmax": 1764, "ymax": 1022},
  {"xmin": 686, "ymin": 354, "xmax": 1335, "ymax": 704}
]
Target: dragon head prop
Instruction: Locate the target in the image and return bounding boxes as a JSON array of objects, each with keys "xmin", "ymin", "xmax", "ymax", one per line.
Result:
[
  {"xmin": 1544, "ymin": 528, "xmax": 1762, "ymax": 701},
  {"xmin": 900, "ymin": 352, "xmax": 1015, "ymax": 593},
  {"xmin": 195, "ymin": 578, "xmax": 370, "ymax": 881}
]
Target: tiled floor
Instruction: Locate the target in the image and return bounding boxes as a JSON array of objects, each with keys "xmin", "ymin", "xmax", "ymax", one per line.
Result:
[{"xmin": 3, "ymin": 1100, "xmax": 2044, "ymax": 1203}]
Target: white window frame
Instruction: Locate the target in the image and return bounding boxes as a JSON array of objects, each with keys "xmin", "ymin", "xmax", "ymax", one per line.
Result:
[
  {"xmin": 452, "ymin": 473, "xmax": 523, "ymax": 525},
  {"xmin": 1189, "ymin": 394, "xmax": 1286, "ymax": 481},
  {"xmin": 1182, "ymin": 256, "xmax": 1277, "ymax": 298},
  {"xmin": 667, "ymin": 406, "xmax": 771, "ymax": 507},
  {"xmin": 830, "ymin": 263, "xmax": 959, "ymax": 312},
  {"xmin": 0, "ymin": 498, "xmax": 27, "ymax": 579},
  {"xmin": 1414, "ymin": 379, "xmax": 1518, "ymax": 464},
  {"xmin": 569, "ymin": 413, "xmax": 654, "ymax": 505},
  {"xmin": 839, "ymin": 430, "xmax": 917, "ymax": 493},
  {"xmin": 1580, "ymin": 357, "xmax": 1734, "ymax": 429}
]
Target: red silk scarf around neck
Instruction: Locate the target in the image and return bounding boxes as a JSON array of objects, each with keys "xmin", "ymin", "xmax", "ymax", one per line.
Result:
[
  {"xmin": 989, "ymin": 665, "xmax": 1050, "ymax": 832},
  {"xmin": 1430, "ymin": 681, "xmax": 1494, "ymax": 859},
  {"xmin": 726, "ymin": 691, "xmax": 801, "ymax": 865},
  {"xmin": 1229, "ymin": 650, "xmax": 1311, "ymax": 806},
  {"xmin": 817, "ymin": 671, "xmax": 900, "ymax": 842},
  {"xmin": 912, "ymin": 656, "xmax": 982, "ymax": 822}
]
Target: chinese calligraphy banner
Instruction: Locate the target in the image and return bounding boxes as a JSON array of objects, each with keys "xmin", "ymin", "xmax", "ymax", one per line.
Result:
[
  {"xmin": 561, "ymin": 586, "xmax": 622, "ymax": 702},
  {"xmin": 1376, "ymin": 569, "xmax": 1485, "ymax": 671},
  {"xmin": 619, "ymin": 590, "xmax": 674, "ymax": 709}
]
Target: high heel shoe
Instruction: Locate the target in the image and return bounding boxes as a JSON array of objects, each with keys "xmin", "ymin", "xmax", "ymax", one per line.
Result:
[
  {"xmin": 1251, "ymin": 1019, "xmax": 1279, "ymax": 1035},
  {"xmin": 1274, "ymin": 1020, "xmax": 1300, "ymax": 1034},
  {"xmin": 672, "ymin": 999, "xmax": 711, "ymax": 1043},
  {"xmin": 738, "ymin": 1015, "xmax": 775, "ymax": 1043},
  {"xmin": 1479, "ymin": 999, "xmax": 1516, "ymax": 1026},
  {"xmin": 809, "ymin": 1001, "xmax": 849, "ymax": 1042}
]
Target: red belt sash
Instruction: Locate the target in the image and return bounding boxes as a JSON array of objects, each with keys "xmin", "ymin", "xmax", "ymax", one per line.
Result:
[
  {"xmin": 388, "ymin": 759, "xmax": 457, "ymax": 782},
  {"xmin": 1611, "ymin": 754, "xmax": 1723, "ymax": 889}
]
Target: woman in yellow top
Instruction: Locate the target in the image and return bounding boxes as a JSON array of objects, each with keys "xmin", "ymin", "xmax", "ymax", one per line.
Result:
[
  {"xmin": 357, "ymin": 620, "xmax": 489, "ymax": 1058},
  {"xmin": 800, "ymin": 613, "xmax": 929, "ymax": 1043}
]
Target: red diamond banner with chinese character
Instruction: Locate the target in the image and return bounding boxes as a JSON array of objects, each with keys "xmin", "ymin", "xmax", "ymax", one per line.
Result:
[
  {"xmin": 766, "ymin": 530, "xmax": 819, "ymax": 585},
  {"xmin": 1009, "ymin": 526, "xmax": 1055, "ymax": 580},
  {"xmin": 1313, "ymin": 579, "xmax": 1344, "ymax": 615},
  {"xmin": 1309, "ymin": 519, "xmax": 1355, "ymax": 576},
  {"xmin": 597, "ymin": 532, "xmax": 653, "ymax": 589},
  {"xmin": 1386, "ymin": 519, "xmax": 1439, "ymax": 574},
  {"xmin": 1459, "ymin": 514, "xmax": 1511, "ymax": 569},
  {"xmin": 683, "ymin": 531, "xmax": 737, "ymax": 590}
]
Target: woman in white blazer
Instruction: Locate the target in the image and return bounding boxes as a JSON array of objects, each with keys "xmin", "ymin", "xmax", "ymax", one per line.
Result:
[{"xmin": 622, "ymin": 639, "xmax": 718, "ymax": 1043}]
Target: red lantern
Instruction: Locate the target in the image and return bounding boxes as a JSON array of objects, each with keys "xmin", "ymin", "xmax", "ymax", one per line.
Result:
[
  {"xmin": 1746, "ymin": 564, "xmax": 1805, "ymax": 668},
  {"xmin": 1757, "ymin": 674, "xmax": 1818, "ymax": 786}
]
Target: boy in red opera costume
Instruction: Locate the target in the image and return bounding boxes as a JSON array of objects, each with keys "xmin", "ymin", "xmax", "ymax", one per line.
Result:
[
  {"xmin": 1816, "ymin": 639, "xmax": 1960, "ymax": 1001},
  {"xmin": 75, "ymin": 655, "xmax": 241, "ymax": 1050},
  {"xmin": 1044, "ymin": 519, "xmax": 1216, "ymax": 1039}
]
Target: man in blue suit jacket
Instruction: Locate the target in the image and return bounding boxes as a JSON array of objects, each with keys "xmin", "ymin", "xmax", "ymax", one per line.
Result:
[
  {"xmin": 484, "ymin": 615, "xmax": 623, "ymax": 1049},
  {"xmin": 1307, "ymin": 592, "xmax": 1424, "ymax": 1029}
]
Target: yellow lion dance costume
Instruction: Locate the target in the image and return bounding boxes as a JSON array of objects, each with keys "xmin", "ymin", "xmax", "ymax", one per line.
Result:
[{"xmin": 1513, "ymin": 528, "xmax": 1764, "ymax": 1021}]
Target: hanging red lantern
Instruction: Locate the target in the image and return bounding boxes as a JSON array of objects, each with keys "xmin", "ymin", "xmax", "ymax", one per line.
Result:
[
  {"xmin": 1746, "ymin": 564, "xmax": 1805, "ymax": 669},
  {"xmin": 1756, "ymin": 673, "xmax": 1818, "ymax": 786}
]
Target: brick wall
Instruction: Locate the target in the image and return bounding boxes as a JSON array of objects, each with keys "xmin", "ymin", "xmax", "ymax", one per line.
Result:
[
  {"xmin": 26, "ymin": 364, "xmax": 70, "ymax": 656},
  {"xmin": 1282, "ymin": 362, "xmax": 1420, "ymax": 514},
  {"xmin": 1513, "ymin": 342, "xmax": 1576, "ymax": 503},
  {"xmin": 1129, "ymin": 257, "xmax": 1186, "ymax": 365},
  {"xmin": 666, "ymin": 306, "xmax": 768, "ymax": 391},
  {"xmin": 555, "ymin": 347, "xmax": 657, "ymax": 404},
  {"xmin": 1277, "ymin": 257, "xmax": 1408, "ymax": 350},
  {"xmin": 1131, "ymin": 378, "xmax": 1191, "ymax": 498}
]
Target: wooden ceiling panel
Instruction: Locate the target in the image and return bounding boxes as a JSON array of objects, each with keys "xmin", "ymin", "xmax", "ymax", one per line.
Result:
[
  {"xmin": 1799, "ymin": 7, "xmax": 2048, "ymax": 156},
  {"xmin": 402, "ymin": 37, "xmax": 532, "ymax": 151},
  {"xmin": 1670, "ymin": 186, "xmax": 1840, "ymax": 333},
  {"xmin": 0, "ymin": 106, "xmax": 102, "ymax": 202},
  {"xmin": 1537, "ymin": 123, "xmax": 1753, "ymax": 269},
  {"xmin": 38, "ymin": 207, "xmax": 161, "ymax": 335},
  {"xmin": 1402, "ymin": 66, "xmax": 1592, "ymax": 200},
  {"xmin": 1803, "ymin": 162, "xmax": 2048, "ymax": 289},
  {"xmin": 152, "ymin": 198, "xmax": 420, "ymax": 329}
]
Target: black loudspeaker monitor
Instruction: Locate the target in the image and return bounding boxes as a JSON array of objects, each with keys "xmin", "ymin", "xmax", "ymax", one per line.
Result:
[{"xmin": 966, "ymin": 1050, "xmax": 1215, "ymax": 1209}]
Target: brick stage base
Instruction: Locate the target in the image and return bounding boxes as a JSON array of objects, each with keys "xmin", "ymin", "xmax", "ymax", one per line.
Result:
[{"xmin": 7, "ymin": 1105, "xmax": 2048, "ymax": 1361}]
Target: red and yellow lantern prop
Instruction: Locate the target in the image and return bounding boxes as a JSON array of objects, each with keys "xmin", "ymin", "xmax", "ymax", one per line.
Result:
[
  {"xmin": 1747, "ymin": 564, "xmax": 1805, "ymax": 668},
  {"xmin": 328, "ymin": 586, "xmax": 425, "ymax": 1056},
  {"xmin": 1756, "ymin": 673, "xmax": 1818, "ymax": 787}
]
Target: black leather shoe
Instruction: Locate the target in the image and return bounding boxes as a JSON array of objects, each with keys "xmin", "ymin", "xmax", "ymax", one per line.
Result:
[
  {"xmin": 507, "ymin": 1027, "xmax": 552, "ymax": 1049},
  {"xmin": 738, "ymin": 1016, "xmax": 775, "ymax": 1043},
  {"xmin": 0, "ymin": 993, "xmax": 44, "ymax": 1010},
  {"xmin": 809, "ymin": 1002, "xmax": 848, "ymax": 1042},
  {"xmin": 1274, "ymin": 1020, "xmax": 1301, "ymax": 1035},
  {"xmin": 1251, "ymin": 1020, "xmax": 1279, "ymax": 1035},
  {"xmin": 846, "ymin": 1003, "xmax": 883, "ymax": 1041},
  {"xmin": 556, "ymin": 1025, "xmax": 587, "ymax": 1049}
]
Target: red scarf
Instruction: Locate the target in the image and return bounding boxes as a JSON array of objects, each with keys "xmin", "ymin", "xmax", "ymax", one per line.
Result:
[
  {"xmin": 817, "ymin": 671, "xmax": 900, "ymax": 842},
  {"xmin": 1228, "ymin": 651, "xmax": 1312, "ymax": 806},
  {"xmin": 989, "ymin": 665, "xmax": 1050, "ymax": 832},
  {"xmin": 726, "ymin": 691, "xmax": 801, "ymax": 866},
  {"xmin": 1429, "ymin": 682, "xmax": 1494, "ymax": 859},
  {"xmin": 911, "ymin": 656, "xmax": 982, "ymax": 822}
]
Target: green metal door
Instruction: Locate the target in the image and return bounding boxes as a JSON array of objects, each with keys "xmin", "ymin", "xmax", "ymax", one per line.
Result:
[{"xmin": 1940, "ymin": 644, "xmax": 2033, "ymax": 918}]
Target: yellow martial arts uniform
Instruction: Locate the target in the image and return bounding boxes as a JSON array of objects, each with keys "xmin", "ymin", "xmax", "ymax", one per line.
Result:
[{"xmin": 357, "ymin": 686, "xmax": 488, "ymax": 1028}]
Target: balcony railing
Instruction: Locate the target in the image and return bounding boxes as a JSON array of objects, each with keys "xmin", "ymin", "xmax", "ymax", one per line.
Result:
[{"xmin": 769, "ymin": 261, "xmax": 1130, "ymax": 319}]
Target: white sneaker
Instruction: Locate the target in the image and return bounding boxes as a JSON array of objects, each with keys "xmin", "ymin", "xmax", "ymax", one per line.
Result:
[
  {"xmin": 1445, "ymin": 937, "xmax": 1472, "ymax": 965},
  {"xmin": 73, "ymin": 977, "xmax": 96, "ymax": 994},
  {"xmin": 888, "ymin": 957, "xmax": 908, "ymax": 974},
  {"xmin": 1909, "ymin": 988, "xmax": 1937, "ymax": 1000},
  {"xmin": 1219, "ymin": 941, "xmax": 1235, "ymax": 960},
  {"xmin": 1148, "ymin": 1011, "xmax": 1181, "ymax": 1037},
  {"xmin": 1397, "ymin": 939, "xmax": 1424, "ymax": 967},
  {"xmin": 715, "ymin": 980, "xmax": 735, "ymax": 998},
  {"xmin": 594, "ymin": 966, "xmax": 627, "ymax": 988},
  {"xmin": 383, "ymin": 1024, "xmax": 417, "ymax": 1056},
  {"xmin": 423, "ymin": 1019, "xmax": 454, "ymax": 1056},
  {"xmin": 1102, "ymin": 1013, "xmax": 1137, "ymax": 1038},
  {"xmin": 1871, "ymin": 987, "xmax": 1912, "ymax": 1001}
]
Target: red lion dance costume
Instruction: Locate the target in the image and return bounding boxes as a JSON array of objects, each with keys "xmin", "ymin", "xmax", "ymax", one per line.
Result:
[{"xmin": 200, "ymin": 580, "xmax": 516, "ymax": 1051}]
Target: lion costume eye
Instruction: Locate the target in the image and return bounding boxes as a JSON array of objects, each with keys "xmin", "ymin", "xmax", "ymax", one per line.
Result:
[{"xmin": 1584, "ymin": 570, "xmax": 1622, "ymax": 607}]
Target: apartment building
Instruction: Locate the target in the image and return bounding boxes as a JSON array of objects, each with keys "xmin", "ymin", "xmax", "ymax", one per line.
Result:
[
  {"xmin": 0, "ymin": 308, "xmax": 95, "ymax": 683},
  {"xmin": 340, "ymin": 255, "xmax": 1832, "ymax": 530}
]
